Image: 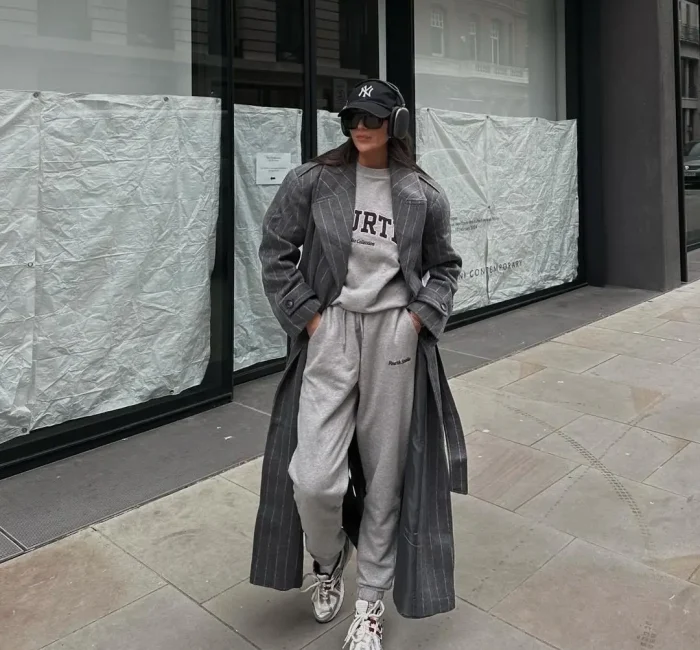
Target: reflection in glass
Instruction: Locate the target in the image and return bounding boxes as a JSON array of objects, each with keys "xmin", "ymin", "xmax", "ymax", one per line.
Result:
[
  {"xmin": 233, "ymin": 0, "xmax": 305, "ymax": 109},
  {"xmin": 680, "ymin": 0, "xmax": 700, "ymax": 256},
  {"xmin": 1, "ymin": 0, "xmax": 198, "ymax": 94},
  {"xmin": 431, "ymin": 7, "xmax": 446, "ymax": 57},
  {"xmin": 414, "ymin": 0, "xmax": 565, "ymax": 119},
  {"xmin": 233, "ymin": 0, "xmax": 309, "ymax": 372},
  {"xmin": 316, "ymin": 0, "xmax": 380, "ymax": 156},
  {"xmin": 37, "ymin": 0, "xmax": 91, "ymax": 40},
  {"xmin": 413, "ymin": 0, "xmax": 579, "ymax": 316},
  {"xmin": 316, "ymin": 0, "xmax": 380, "ymax": 115}
]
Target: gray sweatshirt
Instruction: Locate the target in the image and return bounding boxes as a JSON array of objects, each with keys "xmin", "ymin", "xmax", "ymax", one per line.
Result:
[{"xmin": 333, "ymin": 164, "xmax": 410, "ymax": 313}]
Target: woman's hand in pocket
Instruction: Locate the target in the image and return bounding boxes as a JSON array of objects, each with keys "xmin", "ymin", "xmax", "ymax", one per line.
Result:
[
  {"xmin": 306, "ymin": 313, "xmax": 322, "ymax": 337},
  {"xmin": 408, "ymin": 311, "xmax": 422, "ymax": 334}
]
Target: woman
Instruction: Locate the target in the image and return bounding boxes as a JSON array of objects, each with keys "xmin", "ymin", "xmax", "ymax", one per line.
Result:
[{"xmin": 250, "ymin": 79, "xmax": 468, "ymax": 649}]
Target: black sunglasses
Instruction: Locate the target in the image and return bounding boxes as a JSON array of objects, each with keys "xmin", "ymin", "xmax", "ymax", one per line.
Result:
[{"xmin": 341, "ymin": 112, "xmax": 386, "ymax": 131}]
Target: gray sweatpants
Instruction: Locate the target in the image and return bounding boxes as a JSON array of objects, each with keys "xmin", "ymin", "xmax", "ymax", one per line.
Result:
[{"xmin": 289, "ymin": 305, "xmax": 418, "ymax": 604}]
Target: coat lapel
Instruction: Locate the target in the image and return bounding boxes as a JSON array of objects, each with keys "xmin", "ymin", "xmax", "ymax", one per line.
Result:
[
  {"xmin": 390, "ymin": 164, "xmax": 427, "ymax": 294},
  {"xmin": 311, "ymin": 163, "xmax": 427, "ymax": 294},
  {"xmin": 312, "ymin": 165, "xmax": 356, "ymax": 290}
]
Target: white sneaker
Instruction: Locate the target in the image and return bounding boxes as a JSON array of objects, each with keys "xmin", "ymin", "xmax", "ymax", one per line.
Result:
[
  {"xmin": 301, "ymin": 536, "xmax": 352, "ymax": 624},
  {"xmin": 343, "ymin": 600, "xmax": 385, "ymax": 650}
]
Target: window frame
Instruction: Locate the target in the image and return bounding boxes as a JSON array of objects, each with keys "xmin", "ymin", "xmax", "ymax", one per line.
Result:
[
  {"xmin": 490, "ymin": 18, "xmax": 501, "ymax": 65},
  {"xmin": 430, "ymin": 6, "xmax": 446, "ymax": 57},
  {"xmin": 466, "ymin": 16, "xmax": 478, "ymax": 60}
]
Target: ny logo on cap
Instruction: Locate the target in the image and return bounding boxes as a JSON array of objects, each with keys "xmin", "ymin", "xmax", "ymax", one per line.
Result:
[{"xmin": 359, "ymin": 85, "xmax": 373, "ymax": 98}]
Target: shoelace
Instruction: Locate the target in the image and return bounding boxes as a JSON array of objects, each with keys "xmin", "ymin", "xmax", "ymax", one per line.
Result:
[
  {"xmin": 301, "ymin": 572, "xmax": 337, "ymax": 607},
  {"xmin": 343, "ymin": 601, "xmax": 385, "ymax": 649}
]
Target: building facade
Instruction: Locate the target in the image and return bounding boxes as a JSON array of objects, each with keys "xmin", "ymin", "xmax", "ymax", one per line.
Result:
[
  {"xmin": 679, "ymin": 0, "xmax": 700, "ymax": 247},
  {"xmin": 414, "ymin": 1, "xmax": 532, "ymax": 116},
  {"xmin": 680, "ymin": 0, "xmax": 700, "ymax": 144},
  {"xmin": 0, "ymin": 0, "xmax": 692, "ymax": 472}
]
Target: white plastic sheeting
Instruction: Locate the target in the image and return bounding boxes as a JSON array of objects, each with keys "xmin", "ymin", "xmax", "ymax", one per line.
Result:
[
  {"xmin": 233, "ymin": 108, "xmax": 343, "ymax": 372},
  {"xmin": 416, "ymin": 108, "xmax": 579, "ymax": 314},
  {"xmin": 317, "ymin": 111, "xmax": 347, "ymax": 155},
  {"xmin": 234, "ymin": 105, "xmax": 302, "ymax": 371},
  {"xmin": 0, "ymin": 91, "xmax": 221, "ymax": 442}
]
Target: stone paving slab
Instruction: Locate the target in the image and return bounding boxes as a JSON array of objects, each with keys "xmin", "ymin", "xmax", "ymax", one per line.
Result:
[
  {"xmin": 454, "ymin": 357, "xmax": 544, "ymax": 390},
  {"xmin": 516, "ymin": 466, "xmax": 700, "ymax": 580},
  {"xmin": 635, "ymin": 397, "xmax": 700, "ymax": 443},
  {"xmin": 503, "ymin": 367, "xmax": 663, "ymax": 423},
  {"xmin": 532, "ymin": 414, "xmax": 688, "ymax": 482},
  {"xmin": 0, "ymin": 529, "xmax": 164, "ymax": 650},
  {"xmin": 451, "ymin": 381, "xmax": 581, "ymax": 446},
  {"xmin": 693, "ymin": 567, "xmax": 700, "ymax": 586},
  {"xmin": 555, "ymin": 325, "xmax": 698, "ymax": 363},
  {"xmin": 594, "ymin": 310, "xmax": 669, "ymax": 334},
  {"xmin": 511, "ymin": 341, "xmax": 617, "ymax": 374},
  {"xmin": 647, "ymin": 320, "xmax": 700, "ymax": 345},
  {"xmin": 466, "ymin": 431, "xmax": 580, "ymax": 511},
  {"xmin": 97, "ymin": 476, "xmax": 259, "ymax": 603},
  {"xmin": 44, "ymin": 586, "xmax": 254, "ymax": 650},
  {"xmin": 660, "ymin": 306, "xmax": 700, "ymax": 324},
  {"xmin": 625, "ymin": 299, "xmax": 691, "ymax": 319},
  {"xmin": 492, "ymin": 539, "xmax": 700, "ymax": 650},
  {"xmin": 644, "ymin": 442, "xmax": 700, "ymax": 496},
  {"xmin": 451, "ymin": 494, "xmax": 573, "ymax": 610},
  {"xmin": 221, "ymin": 456, "xmax": 264, "ymax": 495},
  {"xmin": 674, "ymin": 347, "xmax": 700, "ymax": 368},
  {"xmin": 587, "ymin": 354, "xmax": 700, "ymax": 402}
]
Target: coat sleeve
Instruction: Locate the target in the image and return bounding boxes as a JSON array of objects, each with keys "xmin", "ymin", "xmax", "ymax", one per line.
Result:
[
  {"xmin": 407, "ymin": 188, "xmax": 462, "ymax": 340},
  {"xmin": 258, "ymin": 168, "xmax": 322, "ymax": 338}
]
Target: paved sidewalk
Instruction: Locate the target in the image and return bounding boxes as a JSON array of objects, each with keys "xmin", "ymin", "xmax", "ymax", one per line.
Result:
[{"xmin": 3, "ymin": 284, "xmax": 700, "ymax": 650}]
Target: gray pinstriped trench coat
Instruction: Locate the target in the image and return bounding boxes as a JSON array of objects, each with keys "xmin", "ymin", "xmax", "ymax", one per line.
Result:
[{"xmin": 249, "ymin": 160, "xmax": 469, "ymax": 619}]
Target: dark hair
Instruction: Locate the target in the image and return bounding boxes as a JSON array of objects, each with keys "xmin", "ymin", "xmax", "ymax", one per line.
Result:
[{"xmin": 313, "ymin": 133, "xmax": 428, "ymax": 175}]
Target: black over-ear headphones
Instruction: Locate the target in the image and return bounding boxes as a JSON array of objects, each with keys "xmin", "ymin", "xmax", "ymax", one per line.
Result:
[{"xmin": 342, "ymin": 79, "xmax": 411, "ymax": 140}]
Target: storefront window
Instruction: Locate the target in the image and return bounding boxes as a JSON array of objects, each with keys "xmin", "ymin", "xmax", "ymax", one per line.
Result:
[
  {"xmin": 316, "ymin": 0, "xmax": 381, "ymax": 155},
  {"xmin": 0, "ymin": 2, "xmax": 228, "ymax": 442},
  {"xmin": 233, "ymin": 0, "xmax": 305, "ymax": 373},
  {"xmin": 679, "ymin": 0, "xmax": 700, "ymax": 258},
  {"xmin": 414, "ymin": 0, "xmax": 578, "ymax": 314}
]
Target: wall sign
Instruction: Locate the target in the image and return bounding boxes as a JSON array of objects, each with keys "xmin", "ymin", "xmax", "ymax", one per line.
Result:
[{"xmin": 255, "ymin": 153, "xmax": 292, "ymax": 185}]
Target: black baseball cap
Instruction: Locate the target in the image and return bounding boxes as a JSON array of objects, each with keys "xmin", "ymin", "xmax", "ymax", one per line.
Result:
[{"xmin": 338, "ymin": 80, "xmax": 401, "ymax": 119}]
